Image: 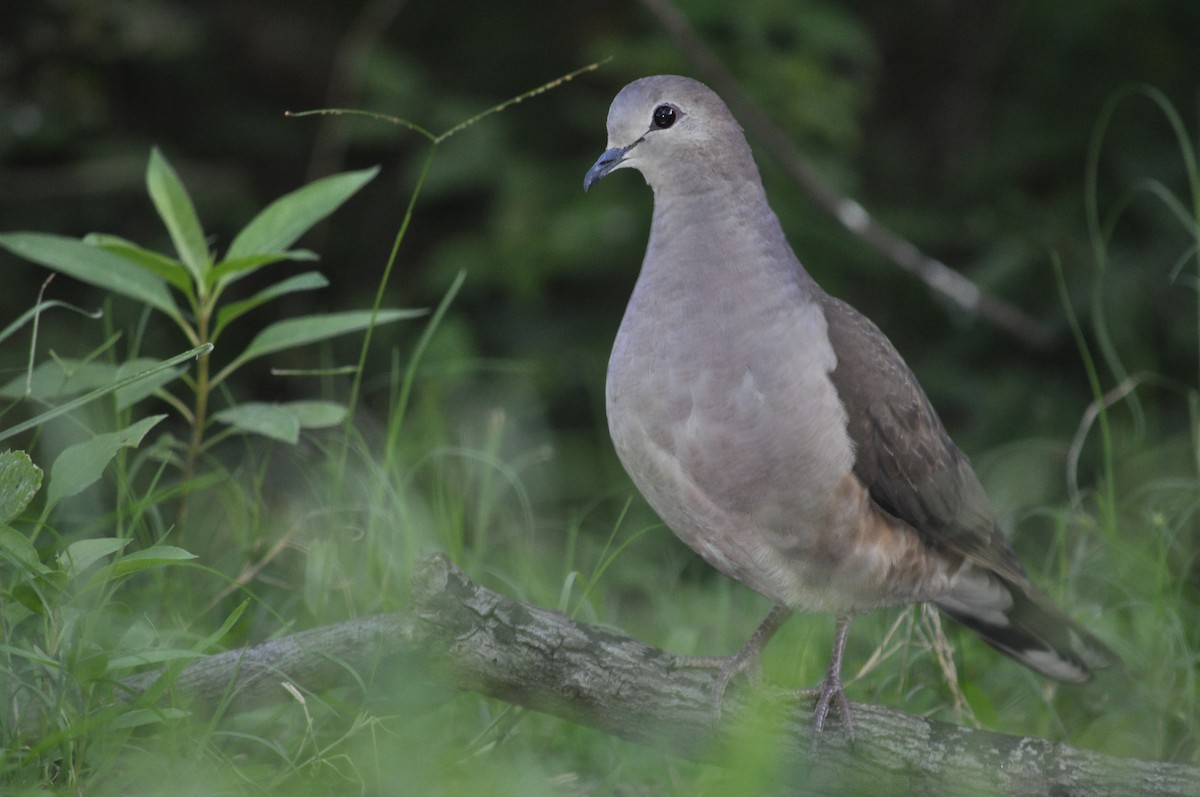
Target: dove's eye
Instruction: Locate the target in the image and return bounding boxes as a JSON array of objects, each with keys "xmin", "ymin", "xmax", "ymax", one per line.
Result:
[{"xmin": 652, "ymin": 105, "xmax": 677, "ymax": 129}]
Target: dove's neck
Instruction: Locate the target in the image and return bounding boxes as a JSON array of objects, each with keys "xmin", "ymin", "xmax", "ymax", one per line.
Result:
[{"xmin": 639, "ymin": 175, "xmax": 820, "ymax": 306}]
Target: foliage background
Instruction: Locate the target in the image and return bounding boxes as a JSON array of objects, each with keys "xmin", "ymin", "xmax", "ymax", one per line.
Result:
[
  {"xmin": 4, "ymin": 0, "xmax": 1197, "ymax": 454},
  {"xmin": 2, "ymin": 0, "xmax": 1198, "ymax": 793}
]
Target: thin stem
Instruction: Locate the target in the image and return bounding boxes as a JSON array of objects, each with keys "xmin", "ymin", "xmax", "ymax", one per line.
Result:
[
  {"xmin": 1054, "ymin": 254, "xmax": 1116, "ymax": 531},
  {"xmin": 348, "ymin": 145, "xmax": 435, "ymax": 425},
  {"xmin": 177, "ymin": 299, "xmax": 214, "ymax": 534},
  {"xmin": 312, "ymin": 61, "xmax": 612, "ymax": 486},
  {"xmin": 433, "ymin": 59, "xmax": 608, "ymax": 145}
]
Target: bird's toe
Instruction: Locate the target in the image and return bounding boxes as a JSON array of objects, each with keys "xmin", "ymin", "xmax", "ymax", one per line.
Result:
[{"xmin": 809, "ymin": 672, "xmax": 854, "ymax": 745}]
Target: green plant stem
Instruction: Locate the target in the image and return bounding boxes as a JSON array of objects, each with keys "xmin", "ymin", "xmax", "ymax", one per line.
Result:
[
  {"xmin": 343, "ymin": 145, "xmax": 436, "ymax": 435},
  {"xmin": 178, "ymin": 305, "xmax": 214, "ymax": 533},
  {"xmin": 1054, "ymin": 254, "xmax": 1117, "ymax": 533},
  {"xmin": 328, "ymin": 62, "xmax": 607, "ymax": 486},
  {"xmin": 383, "ymin": 270, "xmax": 465, "ymax": 470}
]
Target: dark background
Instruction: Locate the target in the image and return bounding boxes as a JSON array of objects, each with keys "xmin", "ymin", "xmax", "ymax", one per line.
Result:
[{"xmin": 4, "ymin": 0, "xmax": 1198, "ymax": 548}]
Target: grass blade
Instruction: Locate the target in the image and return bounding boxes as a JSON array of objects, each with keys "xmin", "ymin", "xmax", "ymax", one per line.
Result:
[{"xmin": 0, "ymin": 344, "xmax": 212, "ymax": 444}]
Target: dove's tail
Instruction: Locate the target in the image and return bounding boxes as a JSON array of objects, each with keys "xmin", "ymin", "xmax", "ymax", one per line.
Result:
[{"xmin": 936, "ymin": 569, "xmax": 1115, "ymax": 683}]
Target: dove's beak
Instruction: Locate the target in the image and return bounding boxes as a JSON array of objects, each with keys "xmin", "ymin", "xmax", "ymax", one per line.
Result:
[{"xmin": 584, "ymin": 141, "xmax": 639, "ymax": 192}]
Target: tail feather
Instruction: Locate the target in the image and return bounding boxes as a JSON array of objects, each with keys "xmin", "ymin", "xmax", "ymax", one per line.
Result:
[{"xmin": 935, "ymin": 569, "xmax": 1115, "ymax": 684}]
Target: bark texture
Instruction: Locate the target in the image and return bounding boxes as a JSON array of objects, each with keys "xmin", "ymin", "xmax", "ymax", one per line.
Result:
[{"xmin": 118, "ymin": 555, "xmax": 1196, "ymax": 796}]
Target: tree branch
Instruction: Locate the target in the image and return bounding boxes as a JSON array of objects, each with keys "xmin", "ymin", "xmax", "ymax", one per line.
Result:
[{"xmin": 117, "ymin": 555, "xmax": 1192, "ymax": 796}]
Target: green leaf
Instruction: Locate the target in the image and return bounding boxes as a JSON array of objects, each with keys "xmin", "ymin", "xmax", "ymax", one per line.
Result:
[
  {"xmin": 110, "ymin": 707, "xmax": 190, "ymax": 730},
  {"xmin": 284, "ymin": 400, "xmax": 348, "ymax": 429},
  {"xmin": 213, "ymin": 399, "xmax": 348, "ymax": 444},
  {"xmin": 113, "ymin": 359, "xmax": 184, "ymax": 409},
  {"xmin": 0, "ymin": 450, "xmax": 43, "ymax": 523},
  {"xmin": 8, "ymin": 581, "xmax": 50, "ymax": 616},
  {"xmin": 202, "ymin": 598, "xmax": 248, "ymax": 650},
  {"xmin": 1, "ymin": 598, "xmax": 34, "ymax": 628},
  {"xmin": 84, "ymin": 233, "xmax": 194, "ymax": 294},
  {"xmin": 0, "ymin": 359, "xmax": 118, "ymax": 402},
  {"xmin": 214, "ymin": 271, "xmax": 329, "ymax": 337},
  {"xmin": 146, "ymin": 148, "xmax": 209, "ymax": 284},
  {"xmin": 87, "ymin": 545, "xmax": 197, "ymax": 588},
  {"xmin": 0, "ymin": 346, "xmax": 209, "ymax": 445},
  {"xmin": 1, "ymin": 358, "xmax": 177, "ymax": 407},
  {"xmin": 222, "ymin": 308, "xmax": 426, "ymax": 378},
  {"xmin": 69, "ymin": 644, "xmax": 109, "ymax": 684},
  {"xmin": 208, "ymin": 249, "xmax": 318, "ymax": 291},
  {"xmin": 0, "ymin": 232, "xmax": 181, "ymax": 320},
  {"xmin": 213, "ymin": 402, "xmax": 300, "ymax": 444},
  {"xmin": 60, "ymin": 537, "xmax": 131, "ymax": 576},
  {"xmin": 45, "ymin": 415, "xmax": 166, "ymax": 511},
  {"xmin": 107, "ymin": 648, "xmax": 204, "ymax": 672},
  {"xmin": 0, "ymin": 643, "xmax": 57, "ymax": 668},
  {"xmin": 226, "ymin": 166, "xmax": 379, "ymax": 260},
  {"xmin": 0, "ymin": 526, "xmax": 47, "ymax": 575}
]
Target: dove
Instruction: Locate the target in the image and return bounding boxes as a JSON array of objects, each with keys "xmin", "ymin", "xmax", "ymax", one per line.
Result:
[{"xmin": 584, "ymin": 75, "xmax": 1113, "ymax": 736}]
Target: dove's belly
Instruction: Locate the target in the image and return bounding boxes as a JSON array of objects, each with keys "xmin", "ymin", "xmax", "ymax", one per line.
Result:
[{"xmin": 605, "ymin": 292, "xmax": 957, "ymax": 613}]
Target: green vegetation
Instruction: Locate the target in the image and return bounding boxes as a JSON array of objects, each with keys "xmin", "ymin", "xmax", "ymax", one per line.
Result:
[{"xmin": 1, "ymin": 2, "xmax": 1197, "ymax": 794}]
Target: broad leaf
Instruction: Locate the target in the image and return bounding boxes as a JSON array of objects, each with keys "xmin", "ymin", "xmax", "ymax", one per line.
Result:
[
  {"xmin": 213, "ymin": 400, "xmax": 348, "ymax": 444},
  {"xmin": 284, "ymin": 400, "xmax": 347, "ymax": 429},
  {"xmin": 146, "ymin": 148, "xmax": 209, "ymax": 284},
  {"xmin": 84, "ymin": 233, "xmax": 193, "ymax": 294},
  {"xmin": 226, "ymin": 166, "xmax": 379, "ymax": 260},
  {"xmin": 0, "ymin": 526, "xmax": 46, "ymax": 575},
  {"xmin": 0, "ymin": 233, "xmax": 180, "ymax": 320},
  {"xmin": 214, "ymin": 271, "xmax": 329, "ymax": 337},
  {"xmin": 0, "ymin": 450, "xmax": 42, "ymax": 523},
  {"xmin": 87, "ymin": 545, "xmax": 196, "ymax": 589},
  {"xmin": 213, "ymin": 403, "xmax": 300, "ymax": 444},
  {"xmin": 61, "ymin": 537, "xmax": 131, "ymax": 576},
  {"xmin": 45, "ymin": 415, "xmax": 166, "ymax": 511},
  {"xmin": 226, "ymin": 308, "xmax": 426, "ymax": 374}
]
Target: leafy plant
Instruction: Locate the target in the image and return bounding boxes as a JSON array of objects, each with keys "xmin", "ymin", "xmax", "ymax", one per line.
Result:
[
  {"xmin": 0, "ymin": 149, "xmax": 424, "ymax": 528},
  {"xmin": 0, "ymin": 436, "xmax": 210, "ymax": 782},
  {"xmin": 0, "ymin": 148, "xmax": 427, "ymax": 781},
  {"xmin": 0, "ymin": 64, "xmax": 614, "ymax": 791}
]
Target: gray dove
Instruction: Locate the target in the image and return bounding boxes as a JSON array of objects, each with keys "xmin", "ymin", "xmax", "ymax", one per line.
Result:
[{"xmin": 583, "ymin": 75, "xmax": 1113, "ymax": 736}]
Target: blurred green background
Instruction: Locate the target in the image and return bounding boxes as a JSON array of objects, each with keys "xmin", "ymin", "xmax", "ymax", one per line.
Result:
[
  {"xmin": 2, "ymin": 0, "xmax": 1199, "ymax": 793},
  {"xmin": 4, "ymin": 0, "xmax": 1196, "ymax": 456},
  {"xmin": 6, "ymin": 0, "xmax": 1194, "ymax": 590}
]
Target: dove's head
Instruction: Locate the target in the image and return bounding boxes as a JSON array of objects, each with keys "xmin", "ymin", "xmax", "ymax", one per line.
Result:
[{"xmin": 583, "ymin": 75, "xmax": 754, "ymax": 194}]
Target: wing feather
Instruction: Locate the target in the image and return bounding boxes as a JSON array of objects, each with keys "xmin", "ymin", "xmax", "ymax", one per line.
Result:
[{"xmin": 818, "ymin": 294, "xmax": 1025, "ymax": 581}]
